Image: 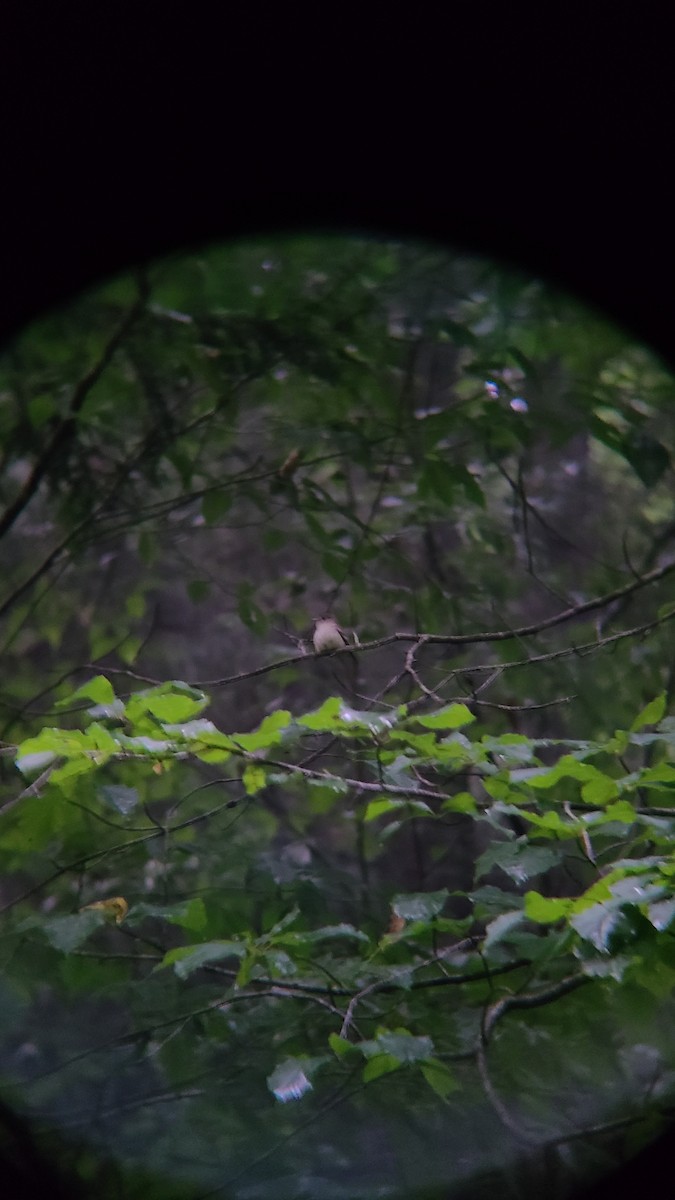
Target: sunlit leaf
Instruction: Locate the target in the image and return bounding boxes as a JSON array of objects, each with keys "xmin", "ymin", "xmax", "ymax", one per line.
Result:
[
  {"xmin": 242, "ymin": 763, "xmax": 267, "ymax": 795},
  {"xmin": 296, "ymin": 697, "xmax": 343, "ymax": 730},
  {"xmin": 441, "ymin": 791, "xmax": 478, "ymax": 814},
  {"xmin": 631, "ymin": 692, "xmax": 667, "ymax": 732},
  {"xmin": 230, "ymin": 710, "xmax": 293, "ymax": 750},
  {"xmin": 415, "ymin": 704, "xmax": 475, "ymax": 730},
  {"xmin": 56, "ymin": 675, "xmax": 116, "ymax": 708},
  {"xmin": 80, "ymin": 896, "xmax": 129, "ymax": 924},
  {"xmin": 524, "ymin": 892, "xmax": 572, "ymax": 924}
]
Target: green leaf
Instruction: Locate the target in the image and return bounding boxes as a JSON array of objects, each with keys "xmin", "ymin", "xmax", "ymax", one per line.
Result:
[
  {"xmin": 308, "ymin": 781, "xmax": 346, "ymax": 812},
  {"xmin": 15, "ymin": 749, "xmax": 58, "ymax": 775},
  {"xmin": 630, "ymin": 693, "xmax": 667, "ymax": 732},
  {"xmin": 115, "ymin": 734, "xmax": 173, "ymax": 754},
  {"xmin": 634, "ymin": 763, "xmax": 675, "ymax": 789},
  {"xmin": 235, "ymin": 952, "xmax": 257, "ymax": 988},
  {"xmin": 230, "ymin": 710, "xmax": 292, "ymax": 750},
  {"xmin": 609, "ymin": 876, "xmax": 667, "ymax": 906},
  {"xmin": 483, "ymin": 733, "xmax": 537, "ymax": 765},
  {"xmin": 364, "ymin": 797, "xmax": 405, "ymax": 822},
  {"xmin": 119, "ymin": 636, "xmax": 143, "ymax": 665},
  {"xmin": 265, "ymin": 907, "xmax": 301, "ymax": 938},
  {"xmin": 86, "ymin": 699, "xmax": 126, "ymax": 721},
  {"xmin": 124, "ymin": 682, "xmax": 208, "ymax": 726},
  {"xmin": 570, "ymin": 902, "xmax": 626, "ymax": 952},
  {"xmin": 524, "ymin": 892, "xmax": 572, "ymax": 924},
  {"xmin": 296, "ymin": 697, "xmax": 343, "ymax": 731},
  {"xmin": 56, "ymin": 675, "xmax": 116, "ymax": 709},
  {"xmin": 420, "ymin": 1058, "xmax": 460, "ymax": 1099},
  {"xmin": 580, "ymin": 955, "xmax": 632, "ymax": 981},
  {"xmin": 514, "ymin": 808, "xmax": 570, "ymax": 835},
  {"xmin": 336, "ymin": 707, "xmax": 400, "ymax": 734},
  {"xmin": 161, "ymin": 940, "xmax": 246, "ymax": 978},
  {"xmin": 391, "ymin": 891, "xmax": 448, "ymax": 921},
  {"xmin": 277, "ymin": 923, "xmax": 369, "ymax": 947},
  {"xmin": 441, "ymin": 791, "xmax": 478, "ymax": 815},
  {"xmin": 42, "ymin": 910, "xmax": 105, "ymax": 952},
  {"xmin": 602, "ymin": 800, "xmax": 638, "ymax": 824},
  {"xmin": 329, "ymin": 1034, "xmax": 354, "ymax": 1059},
  {"xmin": 364, "ymin": 797, "xmax": 432, "ymax": 821},
  {"xmin": 415, "ymin": 704, "xmax": 475, "ymax": 730},
  {"xmin": 360, "ymin": 1030, "xmax": 434, "ymax": 1065},
  {"xmin": 141, "ymin": 693, "xmax": 208, "ymax": 724},
  {"xmin": 263, "ymin": 948, "xmax": 297, "ymax": 977},
  {"xmin": 49, "ymin": 757, "xmax": 99, "ymax": 792},
  {"xmin": 647, "ymin": 898, "xmax": 675, "ymax": 932},
  {"xmin": 476, "ymin": 840, "xmax": 561, "ymax": 883},
  {"xmin": 242, "ymin": 763, "xmax": 267, "ymax": 795},
  {"xmin": 470, "ymin": 885, "xmax": 526, "ymax": 918},
  {"xmin": 384, "ymin": 915, "xmax": 469, "ymax": 946},
  {"xmin": 581, "ymin": 774, "xmax": 619, "ymax": 805},
  {"xmin": 16, "ymin": 724, "xmax": 118, "ymax": 774},
  {"xmin": 362, "ymin": 1053, "xmax": 401, "ymax": 1082},
  {"xmin": 130, "ymin": 899, "xmax": 208, "ymax": 934},
  {"xmin": 525, "ymin": 757, "xmax": 582, "ymax": 787},
  {"xmin": 483, "ymin": 910, "xmax": 526, "ymax": 948}
]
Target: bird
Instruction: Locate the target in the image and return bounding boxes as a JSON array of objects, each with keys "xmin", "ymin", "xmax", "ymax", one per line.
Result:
[{"xmin": 312, "ymin": 616, "xmax": 351, "ymax": 655}]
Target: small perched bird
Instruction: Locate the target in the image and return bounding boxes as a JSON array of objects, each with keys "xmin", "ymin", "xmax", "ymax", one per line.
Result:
[{"xmin": 312, "ymin": 616, "xmax": 351, "ymax": 655}]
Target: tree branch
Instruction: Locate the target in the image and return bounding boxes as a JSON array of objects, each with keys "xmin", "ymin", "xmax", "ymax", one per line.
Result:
[
  {"xmin": 0, "ymin": 279, "xmax": 149, "ymax": 542},
  {"xmin": 75, "ymin": 599, "xmax": 675, "ymax": 694},
  {"xmin": 482, "ymin": 973, "xmax": 590, "ymax": 1043}
]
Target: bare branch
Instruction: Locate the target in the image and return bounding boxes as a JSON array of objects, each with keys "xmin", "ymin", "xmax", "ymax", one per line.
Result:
[
  {"xmin": 76, "ymin": 597, "xmax": 675, "ymax": 694},
  {"xmin": 482, "ymin": 974, "xmax": 590, "ymax": 1043}
]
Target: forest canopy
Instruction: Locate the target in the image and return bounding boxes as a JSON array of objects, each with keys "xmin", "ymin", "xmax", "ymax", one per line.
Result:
[{"xmin": 0, "ymin": 236, "xmax": 674, "ymax": 1200}]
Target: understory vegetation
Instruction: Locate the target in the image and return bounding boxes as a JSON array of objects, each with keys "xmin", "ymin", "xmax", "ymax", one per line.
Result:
[{"xmin": 0, "ymin": 237, "xmax": 673, "ymax": 1199}]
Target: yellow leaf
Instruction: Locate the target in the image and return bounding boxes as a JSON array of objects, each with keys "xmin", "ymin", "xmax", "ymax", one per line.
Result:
[{"xmin": 80, "ymin": 896, "xmax": 129, "ymax": 925}]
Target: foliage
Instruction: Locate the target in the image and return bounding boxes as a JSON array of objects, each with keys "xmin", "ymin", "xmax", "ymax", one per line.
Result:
[{"xmin": 0, "ymin": 236, "xmax": 674, "ymax": 1198}]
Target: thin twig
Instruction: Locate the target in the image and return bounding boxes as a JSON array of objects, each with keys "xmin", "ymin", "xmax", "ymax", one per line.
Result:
[
  {"xmin": 0, "ymin": 279, "xmax": 149, "ymax": 542},
  {"xmin": 73, "ymin": 587, "xmax": 675, "ymax": 692}
]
